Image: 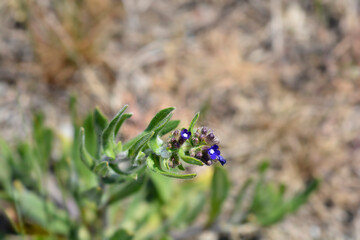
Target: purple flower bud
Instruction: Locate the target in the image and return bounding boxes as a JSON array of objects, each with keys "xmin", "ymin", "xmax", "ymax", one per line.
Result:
[
  {"xmin": 172, "ymin": 130, "xmax": 180, "ymax": 136},
  {"xmin": 201, "ymin": 127, "xmax": 208, "ymax": 134},
  {"xmin": 195, "ymin": 152, "xmax": 203, "ymax": 159},
  {"xmin": 167, "ymin": 143, "xmax": 172, "ymax": 149},
  {"xmin": 195, "ymin": 131, "xmax": 201, "ymax": 138},
  {"xmin": 206, "ymin": 133, "xmax": 215, "ymax": 141},
  {"xmin": 212, "ymin": 138, "xmax": 220, "ymax": 145},
  {"xmin": 173, "ymin": 142, "xmax": 180, "ymax": 149},
  {"xmin": 192, "ymin": 137, "xmax": 199, "ymax": 145}
]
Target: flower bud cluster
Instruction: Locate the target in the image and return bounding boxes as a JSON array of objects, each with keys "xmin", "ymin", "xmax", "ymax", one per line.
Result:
[
  {"xmin": 166, "ymin": 128, "xmax": 192, "ymax": 168},
  {"xmin": 165, "ymin": 126, "xmax": 226, "ymax": 167},
  {"xmin": 188, "ymin": 127, "xmax": 226, "ymax": 166}
]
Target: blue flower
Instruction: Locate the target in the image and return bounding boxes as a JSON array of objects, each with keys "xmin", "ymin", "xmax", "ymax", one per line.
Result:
[
  {"xmin": 218, "ymin": 155, "xmax": 226, "ymax": 166},
  {"xmin": 180, "ymin": 129, "xmax": 191, "ymax": 140},
  {"xmin": 208, "ymin": 144, "xmax": 220, "ymax": 160}
]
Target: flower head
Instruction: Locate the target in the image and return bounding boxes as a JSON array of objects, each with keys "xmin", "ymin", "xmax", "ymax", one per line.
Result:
[
  {"xmin": 208, "ymin": 144, "xmax": 221, "ymax": 160},
  {"xmin": 180, "ymin": 129, "xmax": 191, "ymax": 140}
]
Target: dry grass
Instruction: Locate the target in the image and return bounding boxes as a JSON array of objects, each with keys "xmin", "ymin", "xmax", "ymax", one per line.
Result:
[{"xmin": 1, "ymin": 0, "xmax": 360, "ymax": 239}]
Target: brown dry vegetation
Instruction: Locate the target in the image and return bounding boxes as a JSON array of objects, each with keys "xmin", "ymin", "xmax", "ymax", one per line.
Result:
[{"xmin": 1, "ymin": 0, "xmax": 360, "ymax": 239}]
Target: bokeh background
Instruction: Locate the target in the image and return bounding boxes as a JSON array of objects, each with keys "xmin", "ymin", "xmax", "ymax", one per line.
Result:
[{"xmin": 1, "ymin": 0, "xmax": 360, "ymax": 239}]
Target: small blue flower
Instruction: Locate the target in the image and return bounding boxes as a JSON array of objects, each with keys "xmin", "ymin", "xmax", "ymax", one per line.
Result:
[
  {"xmin": 180, "ymin": 129, "xmax": 191, "ymax": 140},
  {"xmin": 218, "ymin": 155, "xmax": 226, "ymax": 166},
  {"xmin": 208, "ymin": 144, "xmax": 220, "ymax": 160}
]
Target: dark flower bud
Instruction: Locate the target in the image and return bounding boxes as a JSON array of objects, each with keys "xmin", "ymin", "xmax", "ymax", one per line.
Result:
[
  {"xmin": 206, "ymin": 133, "xmax": 215, "ymax": 142},
  {"xmin": 195, "ymin": 152, "xmax": 203, "ymax": 159},
  {"xmin": 205, "ymin": 160, "xmax": 212, "ymax": 166},
  {"xmin": 172, "ymin": 130, "xmax": 180, "ymax": 136},
  {"xmin": 167, "ymin": 143, "xmax": 172, "ymax": 149},
  {"xmin": 201, "ymin": 127, "xmax": 208, "ymax": 134},
  {"xmin": 192, "ymin": 137, "xmax": 199, "ymax": 145},
  {"xmin": 170, "ymin": 138, "xmax": 177, "ymax": 144},
  {"xmin": 212, "ymin": 138, "xmax": 220, "ymax": 145},
  {"xmin": 195, "ymin": 130, "xmax": 201, "ymax": 138},
  {"xmin": 199, "ymin": 134, "xmax": 206, "ymax": 141},
  {"xmin": 173, "ymin": 142, "xmax": 180, "ymax": 149},
  {"xmin": 202, "ymin": 146, "xmax": 209, "ymax": 152}
]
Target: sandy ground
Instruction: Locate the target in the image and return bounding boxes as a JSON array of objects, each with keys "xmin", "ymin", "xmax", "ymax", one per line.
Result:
[{"xmin": 1, "ymin": 0, "xmax": 360, "ymax": 239}]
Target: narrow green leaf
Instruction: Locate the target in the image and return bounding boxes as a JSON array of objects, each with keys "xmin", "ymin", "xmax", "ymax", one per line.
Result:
[
  {"xmin": 146, "ymin": 154, "xmax": 196, "ymax": 179},
  {"xmin": 123, "ymin": 107, "xmax": 175, "ymax": 151},
  {"xmin": 128, "ymin": 132, "xmax": 154, "ymax": 158},
  {"xmin": 178, "ymin": 149, "xmax": 204, "ymax": 166},
  {"xmin": 184, "ymin": 193, "xmax": 206, "ymax": 224},
  {"xmin": 149, "ymin": 172, "xmax": 174, "ymax": 203},
  {"xmin": 94, "ymin": 108, "xmax": 108, "ymax": 133},
  {"xmin": 145, "ymin": 107, "xmax": 175, "ymax": 132},
  {"xmin": 188, "ymin": 112, "xmax": 200, "ymax": 134},
  {"xmin": 108, "ymin": 163, "xmax": 146, "ymax": 176},
  {"xmin": 106, "ymin": 176, "xmax": 145, "ymax": 206},
  {"xmin": 287, "ymin": 178, "xmax": 319, "ymax": 213},
  {"xmin": 159, "ymin": 120, "xmax": 180, "ymax": 136},
  {"xmin": 149, "ymin": 112, "xmax": 173, "ymax": 154},
  {"xmin": 13, "ymin": 183, "xmax": 69, "ymax": 235},
  {"xmin": 207, "ymin": 165, "xmax": 230, "ymax": 226},
  {"xmin": 83, "ymin": 113, "xmax": 97, "ymax": 157},
  {"xmin": 94, "ymin": 108, "xmax": 108, "ymax": 158},
  {"xmin": 79, "ymin": 128, "xmax": 95, "ymax": 169},
  {"xmin": 102, "ymin": 105, "xmax": 128, "ymax": 158},
  {"xmin": 114, "ymin": 113, "xmax": 133, "ymax": 137},
  {"xmin": 230, "ymin": 178, "xmax": 253, "ymax": 223},
  {"xmin": 109, "ymin": 229, "xmax": 133, "ymax": 240}
]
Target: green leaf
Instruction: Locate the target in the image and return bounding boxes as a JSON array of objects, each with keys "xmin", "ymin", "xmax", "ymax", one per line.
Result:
[
  {"xmin": 287, "ymin": 178, "xmax": 319, "ymax": 212},
  {"xmin": 102, "ymin": 105, "xmax": 128, "ymax": 158},
  {"xmin": 114, "ymin": 113, "xmax": 133, "ymax": 137},
  {"xmin": 94, "ymin": 108, "xmax": 108, "ymax": 134},
  {"xmin": 149, "ymin": 112, "xmax": 173, "ymax": 154},
  {"xmin": 149, "ymin": 172, "xmax": 174, "ymax": 203},
  {"xmin": 184, "ymin": 193, "xmax": 206, "ymax": 224},
  {"xmin": 0, "ymin": 139, "xmax": 13, "ymax": 192},
  {"xmin": 145, "ymin": 107, "xmax": 175, "ymax": 132},
  {"xmin": 178, "ymin": 149, "xmax": 204, "ymax": 166},
  {"xmin": 13, "ymin": 182, "xmax": 69, "ymax": 235},
  {"xmin": 207, "ymin": 165, "xmax": 230, "ymax": 226},
  {"xmin": 33, "ymin": 113, "xmax": 54, "ymax": 168},
  {"xmin": 123, "ymin": 107, "xmax": 175, "ymax": 151},
  {"xmin": 106, "ymin": 176, "xmax": 145, "ymax": 206},
  {"xmin": 83, "ymin": 113, "xmax": 97, "ymax": 157},
  {"xmin": 109, "ymin": 229, "xmax": 133, "ymax": 240},
  {"xmin": 108, "ymin": 163, "xmax": 146, "ymax": 177},
  {"xmin": 146, "ymin": 154, "xmax": 196, "ymax": 179},
  {"xmin": 230, "ymin": 178, "xmax": 253, "ymax": 223},
  {"xmin": 93, "ymin": 161, "xmax": 111, "ymax": 177},
  {"xmin": 81, "ymin": 187, "xmax": 103, "ymax": 204},
  {"xmin": 94, "ymin": 108, "xmax": 108, "ymax": 158},
  {"xmin": 128, "ymin": 132, "xmax": 154, "ymax": 158},
  {"xmin": 188, "ymin": 112, "xmax": 200, "ymax": 134},
  {"xmin": 258, "ymin": 161, "xmax": 270, "ymax": 174},
  {"xmin": 159, "ymin": 120, "xmax": 180, "ymax": 136},
  {"xmin": 79, "ymin": 128, "xmax": 96, "ymax": 170}
]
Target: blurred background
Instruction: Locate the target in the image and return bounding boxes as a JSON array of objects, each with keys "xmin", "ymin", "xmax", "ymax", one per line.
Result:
[{"xmin": 1, "ymin": 0, "xmax": 360, "ymax": 239}]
